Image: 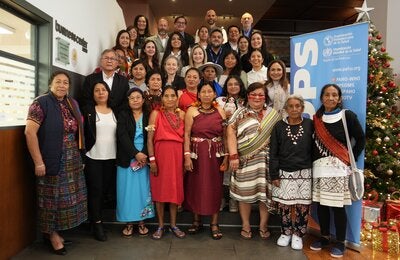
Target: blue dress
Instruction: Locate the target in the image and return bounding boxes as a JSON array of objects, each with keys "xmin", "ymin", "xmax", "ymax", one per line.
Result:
[{"xmin": 116, "ymin": 115, "xmax": 155, "ymax": 222}]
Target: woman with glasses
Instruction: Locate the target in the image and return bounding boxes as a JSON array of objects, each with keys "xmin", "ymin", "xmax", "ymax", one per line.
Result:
[
  {"xmin": 82, "ymin": 81, "xmax": 117, "ymax": 242},
  {"xmin": 116, "ymin": 87, "xmax": 155, "ymax": 238},
  {"xmin": 227, "ymin": 82, "xmax": 280, "ymax": 240}
]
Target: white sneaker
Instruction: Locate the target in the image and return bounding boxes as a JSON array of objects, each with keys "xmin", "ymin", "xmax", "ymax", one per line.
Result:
[
  {"xmin": 277, "ymin": 234, "xmax": 291, "ymax": 247},
  {"xmin": 291, "ymin": 234, "xmax": 303, "ymax": 250}
]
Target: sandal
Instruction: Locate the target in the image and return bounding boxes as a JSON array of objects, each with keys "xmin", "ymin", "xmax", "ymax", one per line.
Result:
[
  {"xmin": 138, "ymin": 222, "xmax": 149, "ymax": 237},
  {"xmin": 122, "ymin": 224, "xmax": 133, "ymax": 238},
  {"xmin": 170, "ymin": 226, "xmax": 186, "ymax": 238},
  {"xmin": 259, "ymin": 229, "xmax": 271, "ymax": 240},
  {"xmin": 152, "ymin": 227, "xmax": 164, "ymax": 240},
  {"xmin": 188, "ymin": 221, "xmax": 203, "ymax": 234},
  {"xmin": 240, "ymin": 229, "xmax": 252, "ymax": 240},
  {"xmin": 210, "ymin": 224, "xmax": 223, "ymax": 240}
]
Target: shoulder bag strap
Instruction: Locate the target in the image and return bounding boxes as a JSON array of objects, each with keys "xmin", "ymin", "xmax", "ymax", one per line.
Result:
[{"xmin": 341, "ymin": 110, "xmax": 357, "ymax": 169}]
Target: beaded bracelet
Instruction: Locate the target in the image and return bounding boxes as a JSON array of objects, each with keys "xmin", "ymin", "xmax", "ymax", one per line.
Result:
[
  {"xmin": 149, "ymin": 156, "xmax": 156, "ymax": 162},
  {"xmin": 184, "ymin": 152, "xmax": 191, "ymax": 156},
  {"xmin": 229, "ymin": 154, "xmax": 239, "ymax": 160}
]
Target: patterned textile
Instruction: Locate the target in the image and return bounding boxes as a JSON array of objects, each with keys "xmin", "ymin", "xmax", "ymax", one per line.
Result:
[
  {"xmin": 229, "ymin": 107, "xmax": 280, "ymax": 209},
  {"xmin": 279, "ymin": 204, "xmax": 310, "ymax": 237},
  {"xmin": 312, "ymin": 176, "xmax": 351, "ymax": 207},
  {"xmin": 272, "ymin": 169, "xmax": 312, "ymax": 205},
  {"xmin": 28, "ymin": 100, "xmax": 87, "ymax": 233}
]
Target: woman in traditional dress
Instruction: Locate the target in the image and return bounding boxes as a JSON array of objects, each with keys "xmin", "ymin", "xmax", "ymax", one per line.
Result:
[
  {"xmin": 143, "ymin": 70, "xmax": 163, "ymax": 111},
  {"xmin": 183, "ymin": 82, "xmax": 227, "ymax": 240},
  {"xmin": 178, "ymin": 68, "xmax": 201, "ymax": 112},
  {"xmin": 116, "ymin": 87, "xmax": 155, "ymax": 238},
  {"xmin": 82, "ymin": 81, "xmax": 117, "ymax": 242},
  {"xmin": 25, "ymin": 71, "xmax": 87, "ymax": 255},
  {"xmin": 113, "ymin": 29, "xmax": 135, "ymax": 77},
  {"xmin": 147, "ymin": 85, "xmax": 186, "ymax": 240},
  {"xmin": 265, "ymin": 60, "xmax": 289, "ymax": 117},
  {"xmin": 227, "ymin": 82, "xmax": 281, "ymax": 240},
  {"xmin": 310, "ymin": 84, "xmax": 365, "ymax": 258},
  {"xmin": 216, "ymin": 75, "xmax": 246, "ymax": 212},
  {"xmin": 269, "ymin": 95, "xmax": 314, "ymax": 250}
]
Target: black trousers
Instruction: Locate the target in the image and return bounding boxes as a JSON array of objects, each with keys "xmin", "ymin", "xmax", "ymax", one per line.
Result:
[
  {"xmin": 317, "ymin": 203, "xmax": 347, "ymax": 242},
  {"xmin": 84, "ymin": 157, "xmax": 116, "ymax": 222}
]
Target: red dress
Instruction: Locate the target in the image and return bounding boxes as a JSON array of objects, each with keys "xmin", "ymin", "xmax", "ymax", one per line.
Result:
[
  {"xmin": 150, "ymin": 110, "xmax": 184, "ymax": 204},
  {"xmin": 183, "ymin": 109, "xmax": 225, "ymax": 215},
  {"xmin": 178, "ymin": 89, "xmax": 197, "ymax": 112}
]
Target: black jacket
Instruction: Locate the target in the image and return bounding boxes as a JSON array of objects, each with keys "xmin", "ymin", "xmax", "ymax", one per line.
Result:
[
  {"xmin": 77, "ymin": 72, "xmax": 129, "ymax": 116},
  {"xmin": 116, "ymin": 109, "xmax": 149, "ymax": 167}
]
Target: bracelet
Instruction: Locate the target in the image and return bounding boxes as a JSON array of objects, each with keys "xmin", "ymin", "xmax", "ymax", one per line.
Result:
[
  {"xmin": 35, "ymin": 164, "xmax": 45, "ymax": 168},
  {"xmin": 229, "ymin": 154, "xmax": 239, "ymax": 160},
  {"xmin": 149, "ymin": 156, "xmax": 155, "ymax": 162},
  {"xmin": 184, "ymin": 152, "xmax": 191, "ymax": 156}
]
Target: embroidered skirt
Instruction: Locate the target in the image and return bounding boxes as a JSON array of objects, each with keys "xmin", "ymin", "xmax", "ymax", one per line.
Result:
[
  {"xmin": 312, "ymin": 176, "xmax": 352, "ymax": 207},
  {"xmin": 36, "ymin": 139, "xmax": 87, "ymax": 233},
  {"xmin": 272, "ymin": 168, "xmax": 312, "ymax": 205}
]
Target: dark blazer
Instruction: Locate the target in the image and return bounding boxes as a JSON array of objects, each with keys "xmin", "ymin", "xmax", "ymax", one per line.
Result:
[
  {"xmin": 77, "ymin": 72, "xmax": 129, "ymax": 115},
  {"xmin": 82, "ymin": 105, "xmax": 117, "ymax": 154},
  {"xmin": 116, "ymin": 109, "xmax": 149, "ymax": 168},
  {"xmin": 163, "ymin": 75, "xmax": 185, "ymax": 90},
  {"xmin": 240, "ymin": 51, "xmax": 274, "ymax": 73},
  {"xmin": 181, "ymin": 32, "xmax": 195, "ymax": 48}
]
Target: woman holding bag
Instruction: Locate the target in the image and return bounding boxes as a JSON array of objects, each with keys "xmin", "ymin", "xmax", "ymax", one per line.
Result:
[{"xmin": 310, "ymin": 84, "xmax": 365, "ymax": 258}]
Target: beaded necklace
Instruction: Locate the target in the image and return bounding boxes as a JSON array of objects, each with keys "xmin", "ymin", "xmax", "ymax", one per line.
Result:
[{"xmin": 285, "ymin": 123, "xmax": 304, "ymax": 145}]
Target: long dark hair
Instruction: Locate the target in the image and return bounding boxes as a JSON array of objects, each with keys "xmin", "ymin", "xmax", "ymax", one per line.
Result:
[
  {"xmin": 248, "ymin": 31, "xmax": 273, "ymax": 66},
  {"xmin": 161, "ymin": 32, "xmax": 189, "ymax": 67},
  {"xmin": 133, "ymin": 15, "xmax": 150, "ymax": 36},
  {"xmin": 139, "ymin": 40, "xmax": 160, "ymax": 70},
  {"xmin": 221, "ymin": 50, "xmax": 242, "ymax": 76},
  {"xmin": 221, "ymin": 75, "xmax": 246, "ymax": 99},
  {"xmin": 315, "ymin": 83, "xmax": 343, "ymax": 118},
  {"xmin": 91, "ymin": 81, "xmax": 111, "ymax": 107},
  {"xmin": 114, "ymin": 29, "xmax": 131, "ymax": 50}
]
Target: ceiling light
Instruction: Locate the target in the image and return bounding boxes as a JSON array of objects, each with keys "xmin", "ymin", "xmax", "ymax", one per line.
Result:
[{"xmin": 0, "ymin": 22, "xmax": 15, "ymax": 34}]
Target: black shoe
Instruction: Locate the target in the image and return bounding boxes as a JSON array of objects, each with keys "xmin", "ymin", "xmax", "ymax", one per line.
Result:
[
  {"xmin": 53, "ymin": 246, "xmax": 67, "ymax": 255},
  {"xmin": 93, "ymin": 222, "xmax": 107, "ymax": 241},
  {"xmin": 43, "ymin": 235, "xmax": 72, "ymax": 246}
]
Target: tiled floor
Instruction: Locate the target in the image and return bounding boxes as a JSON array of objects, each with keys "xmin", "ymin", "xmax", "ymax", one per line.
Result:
[{"xmin": 13, "ymin": 224, "xmax": 308, "ymax": 260}]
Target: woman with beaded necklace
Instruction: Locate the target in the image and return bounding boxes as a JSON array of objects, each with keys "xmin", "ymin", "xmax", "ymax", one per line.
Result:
[
  {"xmin": 269, "ymin": 95, "xmax": 314, "ymax": 250},
  {"xmin": 183, "ymin": 81, "xmax": 227, "ymax": 240},
  {"xmin": 147, "ymin": 85, "xmax": 186, "ymax": 240}
]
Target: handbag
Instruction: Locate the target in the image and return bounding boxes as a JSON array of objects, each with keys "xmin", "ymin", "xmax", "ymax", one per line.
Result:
[{"xmin": 342, "ymin": 110, "xmax": 364, "ymax": 201}]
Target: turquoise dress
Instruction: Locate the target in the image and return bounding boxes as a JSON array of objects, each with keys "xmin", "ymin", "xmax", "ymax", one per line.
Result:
[{"xmin": 116, "ymin": 115, "xmax": 155, "ymax": 222}]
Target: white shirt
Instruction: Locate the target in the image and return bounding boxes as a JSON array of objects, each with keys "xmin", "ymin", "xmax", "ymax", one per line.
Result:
[
  {"xmin": 247, "ymin": 65, "xmax": 268, "ymax": 85},
  {"xmin": 102, "ymin": 71, "xmax": 115, "ymax": 90},
  {"xmin": 86, "ymin": 111, "xmax": 117, "ymax": 160}
]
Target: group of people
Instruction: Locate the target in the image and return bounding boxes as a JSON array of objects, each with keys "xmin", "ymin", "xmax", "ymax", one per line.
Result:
[{"xmin": 24, "ymin": 8, "xmax": 366, "ymax": 259}]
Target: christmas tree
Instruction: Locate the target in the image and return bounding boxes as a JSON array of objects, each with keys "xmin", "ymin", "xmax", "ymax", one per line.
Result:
[{"xmin": 364, "ymin": 21, "xmax": 400, "ymax": 199}]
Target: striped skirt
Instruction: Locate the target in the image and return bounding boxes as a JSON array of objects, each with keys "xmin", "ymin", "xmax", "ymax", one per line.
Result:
[
  {"xmin": 36, "ymin": 139, "xmax": 88, "ymax": 233},
  {"xmin": 230, "ymin": 151, "xmax": 273, "ymax": 209}
]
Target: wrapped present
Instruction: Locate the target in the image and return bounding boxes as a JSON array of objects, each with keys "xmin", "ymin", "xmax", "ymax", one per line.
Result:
[
  {"xmin": 360, "ymin": 221, "xmax": 374, "ymax": 244},
  {"xmin": 385, "ymin": 192, "xmax": 400, "ymax": 221},
  {"xmin": 363, "ymin": 201, "xmax": 383, "ymax": 223},
  {"xmin": 372, "ymin": 221, "xmax": 400, "ymax": 254}
]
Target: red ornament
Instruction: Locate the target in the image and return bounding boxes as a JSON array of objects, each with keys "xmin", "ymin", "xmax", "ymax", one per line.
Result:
[
  {"xmin": 369, "ymin": 57, "xmax": 375, "ymax": 63},
  {"xmin": 384, "ymin": 62, "xmax": 391, "ymax": 68},
  {"xmin": 372, "ymin": 150, "xmax": 379, "ymax": 156},
  {"xmin": 395, "ymin": 143, "xmax": 399, "ymax": 147},
  {"xmin": 369, "ymin": 74, "xmax": 374, "ymax": 80},
  {"xmin": 386, "ymin": 113, "xmax": 391, "ymax": 119},
  {"xmin": 377, "ymin": 34, "xmax": 382, "ymax": 39},
  {"xmin": 381, "ymin": 47, "xmax": 386, "ymax": 52},
  {"xmin": 368, "ymin": 36, "xmax": 372, "ymax": 41},
  {"xmin": 389, "ymin": 81, "xmax": 396, "ymax": 88},
  {"xmin": 381, "ymin": 86, "xmax": 387, "ymax": 93}
]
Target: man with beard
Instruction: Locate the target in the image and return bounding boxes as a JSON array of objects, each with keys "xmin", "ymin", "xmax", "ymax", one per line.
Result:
[
  {"xmin": 147, "ymin": 17, "xmax": 170, "ymax": 61},
  {"xmin": 206, "ymin": 28, "xmax": 227, "ymax": 67},
  {"xmin": 195, "ymin": 9, "xmax": 227, "ymax": 43}
]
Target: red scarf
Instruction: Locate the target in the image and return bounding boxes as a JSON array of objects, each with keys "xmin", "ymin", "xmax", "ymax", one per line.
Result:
[{"xmin": 313, "ymin": 115, "xmax": 349, "ymax": 165}]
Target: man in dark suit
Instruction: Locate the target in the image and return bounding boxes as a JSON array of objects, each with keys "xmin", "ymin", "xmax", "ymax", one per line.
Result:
[
  {"xmin": 173, "ymin": 16, "xmax": 195, "ymax": 48},
  {"xmin": 77, "ymin": 49, "xmax": 129, "ymax": 115},
  {"xmin": 223, "ymin": 25, "xmax": 241, "ymax": 52},
  {"xmin": 206, "ymin": 28, "xmax": 227, "ymax": 67}
]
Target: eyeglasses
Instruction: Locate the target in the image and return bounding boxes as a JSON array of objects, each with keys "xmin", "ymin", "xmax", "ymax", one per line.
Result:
[{"xmin": 102, "ymin": 57, "xmax": 118, "ymax": 62}]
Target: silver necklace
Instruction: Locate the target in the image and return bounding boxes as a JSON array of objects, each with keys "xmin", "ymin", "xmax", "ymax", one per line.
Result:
[{"xmin": 286, "ymin": 124, "xmax": 304, "ymax": 145}]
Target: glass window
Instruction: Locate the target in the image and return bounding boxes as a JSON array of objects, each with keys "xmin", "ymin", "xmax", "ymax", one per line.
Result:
[{"xmin": 0, "ymin": 8, "xmax": 35, "ymax": 60}]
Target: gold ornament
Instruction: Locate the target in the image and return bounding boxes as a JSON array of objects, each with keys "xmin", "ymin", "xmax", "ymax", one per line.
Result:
[
  {"xmin": 380, "ymin": 102, "xmax": 386, "ymax": 108},
  {"xmin": 387, "ymin": 169, "xmax": 393, "ymax": 175},
  {"xmin": 376, "ymin": 137, "xmax": 382, "ymax": 144}
]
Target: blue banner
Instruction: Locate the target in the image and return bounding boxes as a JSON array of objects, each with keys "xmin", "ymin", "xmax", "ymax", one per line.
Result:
[{"xmin": 290, "ymin": 22, "xmax": 368, "ymax": 246}]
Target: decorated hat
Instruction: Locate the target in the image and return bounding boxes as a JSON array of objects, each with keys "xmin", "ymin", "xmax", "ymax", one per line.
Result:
[{"xmin": 198, "ymin": 62, "xmax": 223, "ymax": 76}]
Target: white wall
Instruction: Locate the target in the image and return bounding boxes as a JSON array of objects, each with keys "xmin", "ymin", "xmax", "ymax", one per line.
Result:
[
  {"xmin": 370, "ymin": 0, "xmax": 400, "ymax": 85},
  {"xmin": 27, "ymin": 0, "xmax": 126, "ymax": 75}
]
